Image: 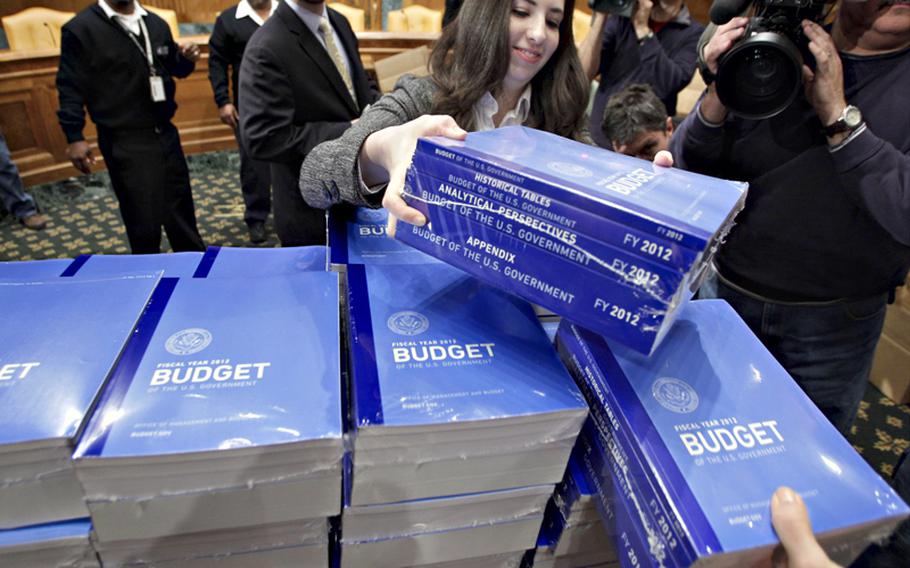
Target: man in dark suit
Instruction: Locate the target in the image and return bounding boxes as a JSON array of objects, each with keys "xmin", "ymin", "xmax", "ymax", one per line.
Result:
[
  {"xmin": 56, "ymin": 0, "xmax": 205, "ymax": 254},
  {"xmin": 239, "ymin": 0, "xmax": 379, "ymax": 247},
  {"xmin": 208, "ymin": 0, "xmax": 276, "ymax": 244}
]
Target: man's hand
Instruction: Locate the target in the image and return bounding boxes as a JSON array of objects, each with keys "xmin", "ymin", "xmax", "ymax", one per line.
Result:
[
  {"xmin": 178, "ymin": 42, "xmax": 201, "ymax": 62},
  {"xmin": 703, "ymin": 17, "xmax": 749, "ymax": 75},
  {"xmin": 633, "ymin": 0, "xmax": 654, "ymax": 40},
  {"xmin": 360, "ymin": 115, "xmax": 467, "ymax": 235},
  {"xmin": 698, "ymin": 17, "xmax": 749, "ymax": 123},
  {"xmin": 66, "ymin": 141, "xmax": 95, "ymax": 174},
  {"xmin": 770, "ymin": 487, "xmax": 841, "ymax": 568},
  {"xmin": 800, "ymin": 20, "xmax": 847, "ymax": 128},
  {"xmin": 218, "ymin": 104, "xmax": 239, "ymax": 129}
]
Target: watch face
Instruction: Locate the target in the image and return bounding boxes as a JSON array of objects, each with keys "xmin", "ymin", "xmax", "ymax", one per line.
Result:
[{"xmin": 844, "ymin": 106, "xmax": 862, "ymax": 128}]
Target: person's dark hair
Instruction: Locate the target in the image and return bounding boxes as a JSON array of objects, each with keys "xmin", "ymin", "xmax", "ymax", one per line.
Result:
[
  {"xmin": 601, "ymin": 84, "xmax": 668, "ymax": 146},
  {"xmin": 429, "ymin": 0, "xmax": 588, "ymax": 141}
]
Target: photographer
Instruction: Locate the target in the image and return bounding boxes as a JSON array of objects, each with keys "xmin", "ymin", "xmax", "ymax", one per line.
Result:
[
  {"xmin": 671, "ymin": 0, "xmax": 910, "ymax": 435},
  {"xmin": 579, "ymin": 0, "xmax": 703, "ymax": 149}
]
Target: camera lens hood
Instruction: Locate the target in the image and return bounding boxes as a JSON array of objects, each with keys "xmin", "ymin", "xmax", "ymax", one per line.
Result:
[{"xmin": 715, "ymin": 31, "xmax": 804, "ymax": 120}]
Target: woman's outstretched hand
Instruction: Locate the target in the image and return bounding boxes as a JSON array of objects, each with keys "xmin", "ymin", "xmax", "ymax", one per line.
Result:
[{"xmin": 360, "ymin": 115, "xmax": 467, "ymax": 237}]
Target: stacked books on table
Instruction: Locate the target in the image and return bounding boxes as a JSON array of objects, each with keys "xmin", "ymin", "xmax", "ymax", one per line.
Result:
[
  {"xmin": 0, "ymin": 271, "xmax": 159, "ymax": 530},
  {"xmin": 342, "ymin": 262, "xmax": 588, "ymax": 566},
  {"xmin": 525, "ymin": 454, "xmax": 618, "ymax": 568},
  {"xmin": 196, "ymin": 245, "xmax": 328, "ymax": 277},
  {"xmin": 328, "ymin": 206, "xmax": 440, "ymax": 269},
  {"xmin": 557, "ymin": 300, "xmax": 910, "ymax": 567},
  {"xmin": 0, "ymin": 519, "xmax": 99, "ymax": 568},
  {"xmin": 72, "ymin": 273, "xmax": 343, "ymax": 566},
  {"xmin": 398, "ymin": 126, "xmax": 748, "ymax": 354},
  {"xmin": 0, "ymin": 258, "xmax": 71, "ymax": 278},
  {"xmin": 60, "ymin": 252, "xmax": 205, "ymax": 278}
]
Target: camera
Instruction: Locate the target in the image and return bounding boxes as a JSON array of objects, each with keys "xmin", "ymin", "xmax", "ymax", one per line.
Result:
[
  {"xmin": 709, "ymin": 0, "xmax": 834, "ymax": 119},
  {"xmin": 589, "ymin": 0, "xmax": 636, "ymax": 18}
]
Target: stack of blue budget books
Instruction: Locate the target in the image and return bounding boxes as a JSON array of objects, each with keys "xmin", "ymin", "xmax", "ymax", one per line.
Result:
[
  {"xmin": 61, "ymin": 252, "xmax": 206, "ymax": 278},
  {"xmin": 525, "ymin": 454, "xmax": 618, "ymax": 568},
  {"xmin": 70, "ymin": 271, "xmax": 342, "ymax": 567},
  {"xmin": 342, "ymin": 261, "xmax": 589, "ymax": 566},
  {"xmin": 0, "ymin": 519, "xmax": 99, "ymax": 568},
  {"xmin": 557, "ymin": 300, "xmax": 910, "ymax": 567},
  {"xmin": 0, "ymin": 269, "xmax": 159, "ymax": 532},
  {"xmin": 397, "ymin": 126, "xmax": 748, "ymax": 354},
  {"xmin": 197, "ymin": 245, "xmax": 328, "ymax": 276}
]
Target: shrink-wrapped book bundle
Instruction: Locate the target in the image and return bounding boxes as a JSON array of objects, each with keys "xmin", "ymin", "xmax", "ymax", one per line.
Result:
[
  {"xmin": 557, "ymin": 300, "xmax": 910, "ymax": 567},
  {"xmin": 525, "ymin": 454, "xmax": 618, "ymax": 568},
  {"xmin": 397, "ymin": 126, "xmax": 748, "ymax": 354},
  {"xmin": 341, "ymin": 260, "xmax": 588, "ymax": 566},
  {"xmin": 0, "ymin": 270, "xmax": 159, "ymax": 529},
  {"xmin": 0, "ymin": 519, "xmax": 99, "ymax": 568},
  {"xmin": 70, "ymin": 273, "xmax": 342, "ymax": 566}
]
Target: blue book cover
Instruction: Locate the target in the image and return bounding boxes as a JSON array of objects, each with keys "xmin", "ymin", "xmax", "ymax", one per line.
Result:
[
  {"xmin": 558, "ymin": 300, "xmax": 910, "ymax": 564},
  {"xmin": 579, "ymin": 425, "xmax": 669, "ymax": 568},
  {"xmin": 394, "ymin": 193, "xmax": 690, "ymax": 354},
  {"xmin": 61, "ymin": 253, "xmax": 204, "ymax": 278},
  {"xmin": 0, "ymin": 274, "xmax": 159, "ymax": 447},
  {"xmin": 410, "ymin": 152, "xmax": 701, "ymax": 272},
  {"xmin": 329, "ymin": 207, "xmax": 439, "ymax": 266},
  {"xmin": 407, "ymin": 167, "xmax": 694, "ymax": 302},
  {"xmin": 414, "ymin": 126, "xmax": 747, "ymax": 251},
  {"xmin": 346, "ymin": 263, "xmax": 586, "ymax": 429},
  {"xmin": 564, "ymin": 340, "xmax": 697, "ymax": 567},
  {"xmin": 196, "ymin": 246, "xmax": 327, "ymax": 277},
  {"xmin": 0, "ymin": 519, "xmax": 91, "ymax": 548},
  {"xmin": 0, "ymin": 259, "xmax": 71, "ymax": 279},
  {"xmin": 74, "ymin": 273, "xmax": 342, "ymax": 459}
]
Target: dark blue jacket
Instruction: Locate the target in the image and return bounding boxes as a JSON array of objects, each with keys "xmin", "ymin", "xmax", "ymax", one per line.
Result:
[{"xmin": 589, "ymin": 7, "xmax": 703, "ymax": 149}]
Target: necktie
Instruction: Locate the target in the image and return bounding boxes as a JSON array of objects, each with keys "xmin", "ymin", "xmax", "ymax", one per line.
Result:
[{"xmin": 318, "ymin": 18, "xmax": 357, "ymax": 106}]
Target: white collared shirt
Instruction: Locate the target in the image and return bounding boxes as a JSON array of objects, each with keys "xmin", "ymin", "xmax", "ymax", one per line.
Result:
[
  {"xmin": 284, "ymin": 0, "xmax": 353, "ymax": 81},
  {"xmin": 235, "ymin": 0, "xmax": 277, "ymax": 27},
  {"xmin": 472, "ymin": 85, "xmax": 533, "ymax": 131},
  {"xmin": 97, "ymin": 0, "xmax": 148, "ymax": 36}
]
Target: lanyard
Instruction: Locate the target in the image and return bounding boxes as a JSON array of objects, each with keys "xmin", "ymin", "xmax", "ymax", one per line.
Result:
[{"xmin": 116, "ymin": 16, "xmax": 156, "ymax": 77}]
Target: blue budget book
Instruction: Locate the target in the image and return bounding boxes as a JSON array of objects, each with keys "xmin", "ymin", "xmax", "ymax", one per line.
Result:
[
  {"xmin": 74, "ymin": 273, "xmax": 342, "ymax": 460},
  {"xmin": 0, "ymin": 518, "xmax": 96, "ymax": 567},
  {"xmin": 196, "ymin": 246, "xmax": 327, "ymax": 277},
  {"xmin": 0, "ymin": 259, "xmax": 72, "ymax": 279},
  {"xmin": 329, "ymin": 207, "xmax": 438, "ymax": 266},
  {"xmin": 414, "ymin": 126, "xmax": 747, "ymax": 251},
  {"xmin": 0, "ymin": 518, "xmax": 91, "ymax": 546},
  {"xmin": 0, "ymin": 274, "xmax": 159, "ymax": 449},
  {"xmin": 557, "ymin": 300, "xmax": 910, "ymax": 566},
  {"xmin": 346, "ymin": 262, "xmax": 586, "ymax": 429},
  {"xmin": 61, "ymin": 252, "xmax": 204, "ymax": 278}
]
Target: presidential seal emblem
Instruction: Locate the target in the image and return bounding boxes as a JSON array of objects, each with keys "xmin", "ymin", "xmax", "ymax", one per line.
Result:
[
  {"xmin": 547, "ymin": 161, "xmax": 593, "ymax": 178},
  {"xmin": 652, "ymin": 377, "xmax": 699, "ymax": 414},
  {"xmin": 387, "ymin": 311, "xmax": 429, "ymax": 336},
  {"xmin": 165, "ymin": 328, "xmax": 213, "ymax": 356}
]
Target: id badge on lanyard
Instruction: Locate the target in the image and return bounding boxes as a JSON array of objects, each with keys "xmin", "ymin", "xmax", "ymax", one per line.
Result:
[
  {"xmin": 149, "ymin": 76, "xmax": 165, "ymax": 102},
  {"xmin": 122, "ymin": 17, "xmax": 165, "ymax": 102}
]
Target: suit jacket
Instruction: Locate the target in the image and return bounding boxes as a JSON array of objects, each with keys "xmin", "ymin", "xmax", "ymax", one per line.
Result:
[{"xmin": 239, "ymin": 2, "xmax": 378, "ymax": 176}]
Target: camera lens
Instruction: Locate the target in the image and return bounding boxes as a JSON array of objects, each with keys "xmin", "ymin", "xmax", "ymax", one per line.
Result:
[{"xmin": 716, "ymin": 32, "xmax": 803, "ymax": 120}]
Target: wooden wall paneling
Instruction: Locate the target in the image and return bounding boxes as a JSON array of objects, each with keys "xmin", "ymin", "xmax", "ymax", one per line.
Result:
[{"xmin": 0, "ymin": 2, "xmax": 87, "ymax": 20}]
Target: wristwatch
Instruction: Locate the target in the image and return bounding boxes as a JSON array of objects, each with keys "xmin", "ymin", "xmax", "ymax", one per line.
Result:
[{"xmin": 823, "ymin": 105, "xmax": 863, "ymax": 137}]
